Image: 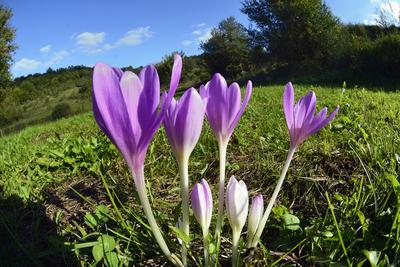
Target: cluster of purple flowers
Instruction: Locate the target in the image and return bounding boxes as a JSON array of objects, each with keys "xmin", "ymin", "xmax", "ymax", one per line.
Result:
[{"xmin": 92, "ymin": 55, "xmax": 339, "ymax": 266}]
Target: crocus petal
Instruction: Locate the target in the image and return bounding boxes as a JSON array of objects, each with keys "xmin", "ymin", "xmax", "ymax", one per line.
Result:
[
  {"xmin": 303, "ymin": 92, "xmax": 317, "ymax": 125},
  {"xmin": 206, "ymin": 73, "xmax": 228, "ymax": 136},
  {"xmin": 199, "ymin": 84, "xmax": 208, "ymax": 99},
  {"xmin": 164, "ymin": 88, "xmax": 205, "ymax": 160},
  {"xmin": 161, "ymin": 54, "xmax": 182, "ymax": 115},
  {"xmin": 284, "ymin": 83, "xmax": 339, "ymax": 148},
  {"xmin": 227, "ymin": 80, "xmax": 253, "ymax": 136},
  {"xmin": 283, "ymin": 82, "xmax": 294, "ymax": 129},
  {"xmin": 309, "ymin": 106, "xmax": 340, "ymax": 136},
  {"xmin": 119, "ymin": 71, "xmax": 143, "ymax": 146},
  {"xmin": 138, "ymin": 55, "xmax": 182, "ymax": 151},
  {"xmin": 92, "ymin": 62, "xmax": 135, "ymax": 165}
]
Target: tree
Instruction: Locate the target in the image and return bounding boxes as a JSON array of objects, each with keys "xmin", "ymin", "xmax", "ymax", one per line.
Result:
[
  {"xmin": 0, "ymin": 5, "xmax": 17, "ymax": 91},
  {"xmin": 241, "ymin": 0, "xmax": 342, "ymax": 72},
  {"xmin": 201, "ymin": 16, "xmax": 251, "ymax": 79}
]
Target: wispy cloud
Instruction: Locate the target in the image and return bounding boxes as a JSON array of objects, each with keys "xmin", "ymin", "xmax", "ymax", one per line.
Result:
[
  {"xmin": 181, "ymin": 24, "xmax": 212, "ymax": 47},
  {"xmin": 181, "ymin": 40, "xmax": 193, "ymax": 46},
  {"xmin": 40, "ymin": 44, "xmax": 51, "ymax": 53},
  {"xmin": 192, "ymin": 22, "xmax": 206, "ymax": 28},
  {"xmin": 116, "ymin": 27, "xmax": 154, "ymax": 46},
  {"xmin": 76, "ymin": 27, "xmax": 154, "ymax": 55},
  {"xmin": 45, "ymin": 50, "xmax": 69, "ymax": 66},
  {"xmin": 196, "ymin": 28, "xmax": 212, "ymax": 43},
  {"xmin": 14, "ymin": 58, "xmax": 42, "ymax": 71},
  {"xmin": 75, "ymin": 32, "xmax": 105, "ymax": 46},
  {"xmin": 192, "ymin": 30, "xmax": 202, "ymax": 35}
]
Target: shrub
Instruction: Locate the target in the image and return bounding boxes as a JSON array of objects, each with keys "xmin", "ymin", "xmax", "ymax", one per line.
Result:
[
  {"xmin": 51, "ymin": 102, "xmax": 72, "ymax": 120},
  {"xmin": 0, "ymin": 113, "xmax": 10, "ymax": 127}
]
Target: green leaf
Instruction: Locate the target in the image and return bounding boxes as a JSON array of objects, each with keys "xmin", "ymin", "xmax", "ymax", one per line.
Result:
[
  {"xmin": 104, "ymin": 251, "xmax": 119, "ymax": 267},
  {"xmin": 97, "ymin": 235, "xmax": 116, "ymax": 252},
  {"xmin": 92, "ymin": 235, "xmax": 117, "ymax": 263},
  {"xmin": 84, "ymin": 213, "xmax": 97, "ymax": 228},
  {"xmin": 92, "ymin": 244, "xmax": 104, "ymax": 262},
  {"xmin": 95, "ymin": 204, "xmax": 109, "ymax": 223},
  {"xmin": 362, "ymin": 250, "xmax": 380, "ymax": 267},
  {"xmin": 282, "ymin": 213, "xmax": 301, "ymax": 231},
  {"xmin": 321, "ymin": 231, "xmax": 333, "ymax": 238},
  {"xmin": 169, "ymin": 226, "xmax": 191, "ymax": 243}
]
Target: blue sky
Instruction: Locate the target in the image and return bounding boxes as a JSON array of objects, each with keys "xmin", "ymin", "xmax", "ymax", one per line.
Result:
[{"xmin": 4, "ymin": 0, "xmax": 400, "ymax": 77}]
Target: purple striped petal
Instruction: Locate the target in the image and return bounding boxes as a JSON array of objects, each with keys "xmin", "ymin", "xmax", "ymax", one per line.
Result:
[
  {"xmin": 92, "ymin": 62, "xmax": 135, "ymax": 165},
  {"xmin": 309, "ymin": 106, "xmax": 340, "ymax": 136},
  {"xmin": 227, "ymin": 80, "xmax": 253, "ymax": 136},
  {"xmin": 164, "ymin": 88, "xmax": 205, "ymax": 160},
  {"xmin": 283, "ymin": 83, "xmax": 339, "ymax": 148},
  {"xmin": 283, "ymin": 82, "xmax": 294, "ymax": 129}
]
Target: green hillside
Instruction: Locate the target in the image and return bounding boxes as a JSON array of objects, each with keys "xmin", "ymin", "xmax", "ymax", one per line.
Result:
[{"xmin": 0, "ymin": 54, "xmax": 209, "ymax": 135}]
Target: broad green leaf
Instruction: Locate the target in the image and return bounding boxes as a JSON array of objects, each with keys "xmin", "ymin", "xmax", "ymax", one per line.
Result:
[
  {"xmin": 97, "ymin": 235, "xmax": 116, "ymax": 252},
  {"xmin": 104, "ymin": 251, "xmax": 119, "ymax": 267},
  {"xmin": 282, "ymin": 213, "xmax": 301, "ymax": 231}
]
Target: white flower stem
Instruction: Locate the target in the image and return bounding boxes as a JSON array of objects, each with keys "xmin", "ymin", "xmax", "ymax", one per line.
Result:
[
  {"xmin": 231, "ymin": 229, "xmax": 241, "ymax": 267},
  {"xmin": 250, "ymin": 147, "xmax": 296, "ymax": 248},
  {"xmin": 133, "ymin": 167, "xmax": 184, "ymax": 267},
  {"xmin": 215, "ymin": 140, "xmax": 228, "ymax": 248},
  {"xmin": 178, "ymin": 157, "xmax": 190, "ymax": 266},
  {"xmin": 202, "ymin": 230, "xmax": 209, "ymax": 267}
]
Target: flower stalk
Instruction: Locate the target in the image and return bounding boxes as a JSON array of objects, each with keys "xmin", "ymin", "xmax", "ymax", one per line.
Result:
[
  {"xmin": 215, "ymin": 139, "xmax": 228, "ymax": 245},
  {"xmin": 132, "ymin": 167, "xmax": 184, "ymax": 267},
  {"xmin": 250, "ymin": 147, "xmax": 296, "ymax": 248},
  {"xmin": 178, "ymin": 157, "xmax": 190, "ymax": 266}
]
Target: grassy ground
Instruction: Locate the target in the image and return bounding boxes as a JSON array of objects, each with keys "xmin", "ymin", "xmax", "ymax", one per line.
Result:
[{"xmin": 0, "ymin": 84, "xmax": 399, "ymax": 266}]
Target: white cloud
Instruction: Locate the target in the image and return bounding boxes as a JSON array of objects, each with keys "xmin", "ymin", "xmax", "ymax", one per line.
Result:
[
  {"xmin": 379, "ymin": 1, "xmax": 400, "ymax": 25},
  {"xmin": 181, "ymin": 40, "xmax": 193, "ymax": 46},
  {"xmin": 14, "ymin": 58, "xmax": 42, "ymax": 71},
  {"xmin": 116, "ymin": 26, "xmax": 154, "ymax": 46},
  {"xmin": 192, "ymin": 30, "xmax": 202, "ymax": 35},
  {"xmin": 369, "ymin": 0, "xmax": 400, "ymax": 26},
  {"xmin": 196, "ymin": 28, "xmax": 212, "ymax": 43},
  {"xmin": 74, "ymin": 27, "xmax": 153, "ymax": 55},
  {"xmin": 76, "ymin": 32, "xmax": 105, "ymax": 46},
  {"xmin": 195, "ymin": 22, "xmax": 206, "ymax": 28},
  {"xmin": 40, "ymin": 44, "xmax": 51, "ymax": 53},
  {"xmin": 45, "ymin": 50, "xmax": 69, "ymax": 66}
]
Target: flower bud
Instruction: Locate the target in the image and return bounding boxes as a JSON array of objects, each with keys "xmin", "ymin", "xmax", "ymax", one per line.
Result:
[
  {"xmin": 247, "ymin": 194, "xmax": 264, "ymax": 247},
  {"xmin": 226, "ymin": 176, "xmax": 249, "ymax": 234},
  {"xmin": 191, "ymin": 179, "xmax": 213, "ymax": 234}
]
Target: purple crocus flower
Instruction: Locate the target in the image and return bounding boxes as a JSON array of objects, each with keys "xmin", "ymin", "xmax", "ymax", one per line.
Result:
[
  {"xmin": 283, "ymin": 82, "xmax": 339, "ymax": 149},
  {"xmin": 92, "ymin": 55, "xmax": 183, "ymax": 266},
  {"xmin": 92, "ymin": 54, "xmax": 182, "ymax": 173},
  {"xmin": 200, "ymin": 73, "xmax": 252, "ymax": 247},
  {"xmin": 251, "ymin": 82, "xmax": 340, "ymax": 252},
  {"xmin": 164, "ymin": 87, "xmax": 206, "ymax": 265},
  {"xmin": 191, "ymin": 179, "xmax": 213, "ymax": 234},
  {"xmin": 164, "ymin": 88, "xmax": 206, "ymax": 162},
  {"xmin": 200, "ymin": 73, "xmax": 252, "ymax": 143}
]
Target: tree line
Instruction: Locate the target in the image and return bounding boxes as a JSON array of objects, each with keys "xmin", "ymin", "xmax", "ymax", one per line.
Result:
[{"xmin": 0, "ymin": 0, "xmax": 400, "ymax": 131}]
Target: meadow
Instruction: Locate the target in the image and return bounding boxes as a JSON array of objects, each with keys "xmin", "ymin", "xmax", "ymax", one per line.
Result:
[{"xmin": 0, "ymin": 84, "xmax": 399, "ymax": 266}]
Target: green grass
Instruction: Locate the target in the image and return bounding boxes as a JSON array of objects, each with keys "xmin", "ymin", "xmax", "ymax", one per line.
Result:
[{"xmin": 0, "ymin": 84, "xmax": 399, "ymax": 266}]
